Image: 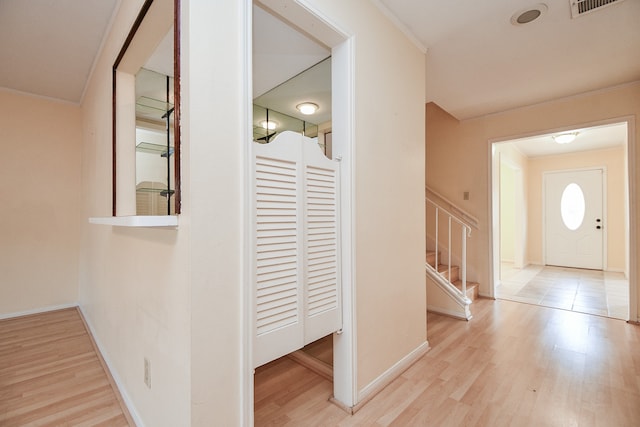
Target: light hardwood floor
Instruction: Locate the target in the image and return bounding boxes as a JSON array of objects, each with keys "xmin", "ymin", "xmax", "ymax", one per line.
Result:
[
  {"xmin": 0, "ymin": 308, "xmax": 134, "ymax": 427},
  {"xmin": 255, "ymin": 298, "xmax": 640, "ymax": 426}
]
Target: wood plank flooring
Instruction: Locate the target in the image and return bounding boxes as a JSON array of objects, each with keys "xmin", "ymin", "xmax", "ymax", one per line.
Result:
[
  {"xmin": 0, "ymin": 308, "xmax": 134, "ymax": 427},
  {"xmin": 255, "ymin": 298, "xmax": 640, "ymax": 426}
]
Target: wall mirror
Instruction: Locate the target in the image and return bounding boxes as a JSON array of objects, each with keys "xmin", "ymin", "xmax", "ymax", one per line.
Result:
[{"xmin": 113, "ymin": 0, "xmax": 180, "ymax": 216}]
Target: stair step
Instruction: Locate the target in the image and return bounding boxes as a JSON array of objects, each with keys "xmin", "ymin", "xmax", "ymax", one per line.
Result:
[
  {"xmin": 426, "ymin": 251, "xmax": 437, "ymax": 267},
  {"xmin": 437, "ymin": 264, "xmax": 460, "ymax": 283},
  {"xmin": 453, "ymin": 280, "xmax": 479, "ymax": 301},
  {"xmin": 427, "ymin": 251, "xmax": 475, "ymax": 299}
]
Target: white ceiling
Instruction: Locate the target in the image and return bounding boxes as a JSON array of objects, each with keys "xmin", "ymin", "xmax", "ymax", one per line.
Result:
[
  {"xmin": 0, "ymin": 0, "xmax": 118, "ymax": 103},
  {"xmin": 1, "ymin": 0, "xmax": 638, "ymax": 126},
  {"xmin": 377, "ymin": 0, "xmax": 640, "ymax": 120},
  {"xmin": 505, "ymin": 122, "xmax": 627, "ymax": 158}
]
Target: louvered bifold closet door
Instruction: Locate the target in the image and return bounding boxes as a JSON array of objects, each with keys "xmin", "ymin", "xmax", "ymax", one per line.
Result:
[
  {"xmin": 303, "ymin": 146, "xmax": 341, "ymax": 345},
  {"xmin": 253, "ymin": 136, "xmax": 304, "ymax": 368}
]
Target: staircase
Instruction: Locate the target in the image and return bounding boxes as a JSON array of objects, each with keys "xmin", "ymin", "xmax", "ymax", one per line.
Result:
[
  {"xmin": 425, "ymin": 187, "xmax": 479, "ymax": 320},
  {"xmin": 426, "ymin": 251, "xmax": 478, "ymax": 302}
]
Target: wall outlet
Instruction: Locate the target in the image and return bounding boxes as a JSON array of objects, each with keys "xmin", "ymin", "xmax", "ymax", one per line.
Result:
[
  {"xmin": 144, "ymin": 358, "xmax": 151, "ymax": 389},
  {"xmin": 463, "ymin": 191, "xmax": 470, "ymax": 201}
]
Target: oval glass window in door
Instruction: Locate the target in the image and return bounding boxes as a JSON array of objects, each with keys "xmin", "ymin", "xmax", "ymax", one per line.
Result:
[{"xmin": 560, "ymin": 183, "xmax": 585, "ymax": 231}]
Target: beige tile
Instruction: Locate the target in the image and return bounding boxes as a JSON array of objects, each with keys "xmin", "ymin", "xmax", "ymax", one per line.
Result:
[{"xmin": 495, "ymin": 266, "xmax": 628, "ymax": 320}]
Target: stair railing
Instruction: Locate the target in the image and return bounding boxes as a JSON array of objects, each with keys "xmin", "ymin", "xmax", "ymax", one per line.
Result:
[{"xmin": 426, "ymin": 195, "xmax": 473, "ymax": 298}]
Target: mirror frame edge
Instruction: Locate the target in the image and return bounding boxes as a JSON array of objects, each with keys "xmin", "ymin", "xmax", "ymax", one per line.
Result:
[
  {"xmin": 173, "ymin": 0, "xmax": 181, "ymax": 214},
  {"xmin": 111, "ymin": 0, "xmax": 181, "ymax": 216}
]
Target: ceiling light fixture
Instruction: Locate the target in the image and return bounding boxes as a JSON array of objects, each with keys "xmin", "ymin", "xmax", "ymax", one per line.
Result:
[
  {"xmin": 553, "ymin": 132, "xmax": 579, "ymax": 144},
  {"xmin": 260, "ymin": 120, "xmax": 277, "ymax": 130},
  {"xmin": 511, "ymin": 3, "xmax": 548, "ymax": 25},
  {"xmin": 296, "ymin": 102, "xmax": 318, "ymax": 115}
]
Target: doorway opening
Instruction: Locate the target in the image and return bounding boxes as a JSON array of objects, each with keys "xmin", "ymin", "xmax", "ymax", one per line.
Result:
[
  {"xmin": 490, "ymin": 120, "xmax": 633, "ymax": 320},
  {"xmin": 249, "ymin": 0, "xmax": 355, "ymax": 422}
]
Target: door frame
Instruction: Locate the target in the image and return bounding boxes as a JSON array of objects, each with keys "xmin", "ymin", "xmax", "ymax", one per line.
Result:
[
  {"xmin": 488, "ymin": 116, "xmax": 637, "ymax": 323},
  {"xmin": 542, "ymin": 166, "xmax": 607, "ymax": 270},
  {"xmin": 244, "ymin": 1, "xmax": 357, "ymax": 423}
]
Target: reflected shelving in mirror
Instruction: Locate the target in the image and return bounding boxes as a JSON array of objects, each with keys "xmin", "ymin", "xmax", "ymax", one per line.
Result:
[
  {"xmin": 111, "ymin": 0, "xmax": 180, "ymax": 219},
  {"xmin": 135, "ymin": 68, "xmax": 174, "ymax": 123},
  {"xmin": 135, "ymin": 67, "xmax": 174, "ymax": 216}
]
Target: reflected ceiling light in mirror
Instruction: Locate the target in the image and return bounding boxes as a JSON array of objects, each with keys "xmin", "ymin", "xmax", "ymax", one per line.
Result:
[
  {"xmin": 296, "ymin": 102, "xmax": 318, "ymax": 115},
  {"xmin": 553, "ymin": 132, "xmax": 579, "ymax": 144},
  {"xmin": 260, "ymin": 120, "xmax": 277, "ymax": 130}
]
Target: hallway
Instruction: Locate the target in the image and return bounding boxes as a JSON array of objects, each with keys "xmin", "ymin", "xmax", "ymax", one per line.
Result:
[
  {"xmin": 255, "ymin": 298, "xmax": 640, "ymax": 425},
  {"xmin": 497, "ymin": 264, "xmax": 629, "ymax": 320}
]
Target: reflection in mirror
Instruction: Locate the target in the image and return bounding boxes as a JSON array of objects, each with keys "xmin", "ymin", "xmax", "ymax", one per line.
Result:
[
  {"xmin": 135, "ymin": 67, "xmax": 175, "ymax": 215},
  {"xmin": 253, "ymin": 25, "xmax": 332, "ymax": 153},
  {"xmin": 112, "ymin": 0, "xmax": 180, "ymax": 216},
  {"xmin": 252, "ymin": 56, "xmax": 331, "ymax": 156},
  {"xmin": 252, "ymin": 105, "xmax": 318, "ymax": 143}
]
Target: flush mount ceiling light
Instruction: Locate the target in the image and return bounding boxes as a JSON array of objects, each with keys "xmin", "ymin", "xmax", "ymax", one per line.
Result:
[
  {"xmin": 260, "ymin": 120, "xmax": 277, "ymax": 130},
  {"xmin": 553, "ymin": 132, "xmax": 579, "ymax": 144},
  {"xmin": 511, "ymin": 3, "xmax": 548, "ymax": 25},
  {"xmin": 296, "ymin": 102, "xmax": 318, "ymax": 115}
]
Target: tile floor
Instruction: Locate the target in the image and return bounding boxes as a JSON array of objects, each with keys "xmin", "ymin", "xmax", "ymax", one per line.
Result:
[{"xmin": 496, "ymin": 263, "xmax": 629, "ymax": 320}]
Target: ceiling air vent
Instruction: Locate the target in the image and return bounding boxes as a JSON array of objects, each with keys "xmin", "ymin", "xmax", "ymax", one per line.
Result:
[{"xmin": 570, "ymin": 0, "xmax": 626, "ymax": 18}]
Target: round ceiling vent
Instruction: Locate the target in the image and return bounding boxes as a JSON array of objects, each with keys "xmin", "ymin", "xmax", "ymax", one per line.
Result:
[{"xmin": 511, "ymin": 3, "xmax": 548, "ymax": 25}]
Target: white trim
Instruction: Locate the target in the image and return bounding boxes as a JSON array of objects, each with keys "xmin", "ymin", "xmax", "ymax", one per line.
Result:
[
  {"xmin": 489, "ymin": 116, "xmax": 636, "ymax": 323},
  {"xmin": 241, "ymin": 0, "xmax": 254, "ymax": 425},
  {"xmin": 78, "ymin": 306, "xmax": 144, "ymax": 427},
  {"xmin": 249, "ymin": 0, "xmax": 358, "ymax": 411},
  {"xmin": 488, "ymin": 147, "xmax": 500, "ymax": 299},
  {"xmin": 0, "ymin": 86, "xmax": 79, "ymax": 106},
  {"xmin": 79, "ymin": 0, "xmax": 123, "ymax": 105},
  {"xmin": 625, "ymin": 117, "xmax": 638, "ymax": 322},
  {"xmin": 426, "ymin": 305, "xmax": 471, "ymax": 320},
  {"xmin": 0, "ymin": 303, "xmax": 78, "ymax": 320},
  {"xmin": 331, "ymin": 35, "xmax": 357, "ymax": 409},
  {"xmin": 88, "ymin": 215, "xmax": 178, "ymax": 228},
  {"xmin": 481, "ymin": 81, "xmax": 640, "ymax": 122},
  {"xmin": 426, "ymin": 186, "xmax": 479, "ymax": 230},
  {"xmin": 295, "ymin": 0, "xmax": 351, "ymax": 41},
  {"xmin": 369, "ymin": 0, "xmax": 427, "ymax": 54},
  {"xmin": 425, "ymin": 265, "xmax": 472, "ymax": 320},
  {"xmin": 355, "ymin": 341, "xmax": 430, "ymax": 410}
]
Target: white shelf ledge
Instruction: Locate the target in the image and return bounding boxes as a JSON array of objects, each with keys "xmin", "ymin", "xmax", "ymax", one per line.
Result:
[{"xmin": 89, "ymin": 215, "xmax": 178, "ymax": 228}]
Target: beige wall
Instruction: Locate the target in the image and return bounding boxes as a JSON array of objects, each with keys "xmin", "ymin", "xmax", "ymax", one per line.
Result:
[
  {"xmin": 77, "ymin": 0, "xmax": 428, "ymax": 423},
  {"xmin": 527, "ymin": 147, "xmax": 626, "ymax": 270},
  {"xmin": 426, "ymin": 81, "xmax": 640, "ymax": 314},
  {"xmin": 79, "ymin": 0, "xmax": 249, "ymax": 424},
  {"xmin": 496, "ymin": 143, "xmax": 528, "ymax": 269},
  {"xmin": 304, "ymin": 0, "xmax": 427, "ymax": 392},
  {"xmin": 182, "ymin": 0, "xmax": 246, "ymax": 424},
  {"xmin": 500, "ymin": 162, "xmax": 516, "ymax": 262},
  {"xmin": 0, "ymin": 90, "xmax": 81, "ymax": 316},
  {"xmin": 79, "ymin": 0, "xmax": 191, "ymax": 425}
]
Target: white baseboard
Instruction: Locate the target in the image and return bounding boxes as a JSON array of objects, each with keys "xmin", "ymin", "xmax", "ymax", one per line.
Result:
[
  {"xmin": 354, "ymin": 341, "xmax": 430, "ymax": 413},
  {"xmin": 78, "ymin": 306, "xmax": 144, "ymax": 427},
  {"xmin": 427, "ymin": 305, "xmax": 471, "ymax": 320},
  {"xmin": 0, "ymin": 302, "xmax": 78, "ymax": 320}
]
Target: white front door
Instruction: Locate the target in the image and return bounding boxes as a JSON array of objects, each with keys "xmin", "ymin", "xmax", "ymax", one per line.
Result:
[{"xmin": 544, "ymin": 169, "xmax": 603, "ymax": 270}]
